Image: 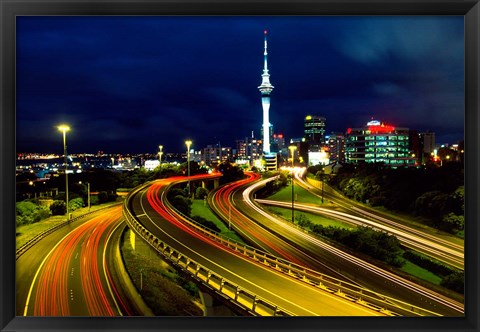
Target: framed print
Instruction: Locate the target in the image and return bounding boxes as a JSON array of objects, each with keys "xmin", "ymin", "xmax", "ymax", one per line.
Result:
[{"xmin": 1, "ymin": 0, "xmax": 479, "ymax": 332}]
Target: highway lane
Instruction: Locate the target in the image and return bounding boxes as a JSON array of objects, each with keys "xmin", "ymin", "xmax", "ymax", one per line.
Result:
[
  {"xmin": 217, "ymin": 174, "xmax": 463, "ymax": 316},
  {"xmin": 20, "ymin": 206, "xmax": 133, "ymax": 316},
  {"xmin": 257, "ymin": 199, "xmax": 463, "ymax": 269},
  {"xmin": 208, "ymin": 172, "xmax": 356, "ymax": 283},
  {"xmin": 126, "ymin": 176, "xmax": 385, "ymax": 316},
  {"xmin": 295, "ymin": 169, "xmax": 464, "ymax": 270}
]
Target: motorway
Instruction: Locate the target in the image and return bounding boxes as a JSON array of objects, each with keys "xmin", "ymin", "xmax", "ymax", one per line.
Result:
[
  {"xmin": 17, "ymin": 206, "xmax": 137, "ymax": 316},
  {"xmin": 209, "ymin": 172, "xmax": 355, "ymax": 282},
  {"xmin": 295, "ymin": 169, "xmax": 464, "ymax": 270},
  {"xmin": 125, "ymin": 174, "xmax": 386, "ymax": 316},
  {"xmin": 208, "ymin": 172, "xmax": 464, "ymax": 316}
]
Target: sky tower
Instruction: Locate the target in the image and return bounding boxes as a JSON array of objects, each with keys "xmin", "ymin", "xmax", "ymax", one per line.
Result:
[{"xmin": 258, "ymin": 30, "xmax": 274, "ymax": 154}]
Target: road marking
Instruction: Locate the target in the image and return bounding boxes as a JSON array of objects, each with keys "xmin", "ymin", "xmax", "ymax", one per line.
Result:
[
  {"xmin": 136, "ymin": 185, "xmax": 379, "ymax": 316},
  {"xmin": 23, "ymin": 220, "xmax": 93, "ymax": 315},
  {"xmin": 102, "ymin": 219, "xmax": 124, "ymax": 316}
]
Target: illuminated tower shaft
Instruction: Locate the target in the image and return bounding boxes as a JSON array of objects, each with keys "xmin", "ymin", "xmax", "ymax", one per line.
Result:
[{"xmin": 258, "ymin": 30, "xmax": 274, "ymax": 154}]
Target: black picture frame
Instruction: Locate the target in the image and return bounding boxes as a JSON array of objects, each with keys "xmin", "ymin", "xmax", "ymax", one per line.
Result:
[{"xmin": 1, "ymin": 1, "xmax": 479, "ymax": 331}]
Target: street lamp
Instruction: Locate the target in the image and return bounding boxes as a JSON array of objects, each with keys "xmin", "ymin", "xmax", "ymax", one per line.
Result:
[
  {"xmin": 80, "ymin": 181, "xmax": 91, "ymax": 211},
  {"xmin": 158, "ymin": 145, "xmax": 163, "ymax": 165},
  {"xmin": 58, "ymin": 124, "xmax": 70, "ymax": 219},
  {"xmin": 289, "ymin": 145, "xmax": 297, "ymax": 224},
  {"xmin": 321, "ymin": 169, "xmax": 325, "ymax": 204},
  {"xmin": 185, "ymin": 140, "xmax": 192, "ymax": 195}
]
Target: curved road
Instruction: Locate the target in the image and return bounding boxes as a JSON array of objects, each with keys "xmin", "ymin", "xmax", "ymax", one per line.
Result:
[
  {"xmin": 126, "ymin": 175, "xmax": 385, "ymax": 316},
  {"xmin": 209, "ymin": 173, "xmax": 463, "ymax": 316},
  {"xmin": 295, "ymin": 169, "xmax": 464, "ymax": 270},
  {"xmin": 18, "ymin": 206, "xmax": 136, "ymax": 316}
]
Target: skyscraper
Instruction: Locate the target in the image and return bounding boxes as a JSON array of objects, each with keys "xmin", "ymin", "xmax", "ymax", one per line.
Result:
[
  {"xmin": 258, "ymin": 30, "xmax": 274, "ymax": 155},
  {"xmin": 304, "ymin": 115, "xmax": 326, "ymax": 151}
]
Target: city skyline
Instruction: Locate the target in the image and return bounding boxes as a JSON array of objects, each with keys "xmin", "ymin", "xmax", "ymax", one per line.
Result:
[{"xmin": 16, "ymin": 16, "xmax": 464, "ymax": 154}]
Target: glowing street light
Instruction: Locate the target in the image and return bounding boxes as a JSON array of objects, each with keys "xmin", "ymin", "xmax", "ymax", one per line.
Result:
[
  {"xmin": 58, "ymin": 124, "xmax": 70, "ymax": 219},
  {"xmin": 289, "ymin": 145, "xmax": 297, "ymax": 224},
  {"xmin": 158, "ymin": 145, "xmax": 164, "ymax": 165},
  {"xmin": 185, "ymin": 140, "xmax": 192, "ymax": 195}
]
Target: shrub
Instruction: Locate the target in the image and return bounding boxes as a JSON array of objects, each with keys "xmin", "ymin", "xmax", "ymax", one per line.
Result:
[
  {"xmin": 195, "ymin": 187, "xmax": 209, "ymax": 199},
  {"xmin": 69, "ymin": 197, "xmax": 84, "ymax": 211},
  {"xmin": 191, "ymin": 216, "xmax": 221, "ymax": 233},
  {"xmin": 441, "ymin": 271, "xmax": 464, "ymax": 294},
  {"xmin": 170, "ymin": 195, "xmax": 192, "ymax": 216},
  {"xmin": 16, "ymin": 200, "xmax": 50, "ymax": 226},
  {"xmin": 50, "ymin": 200, "xmax": 66, "ymax": 216}
]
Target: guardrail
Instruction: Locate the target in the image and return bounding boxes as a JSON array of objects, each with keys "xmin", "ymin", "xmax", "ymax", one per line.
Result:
[
  {"xmin": 16, "ymin": 203, "xmax": 122, "ymax": 260},
  {"xmin": 123, "ymin": 184, "xmax": 294, "ymax": 316},
  {"xmin": 169, "ymin": 187, "xmax": 442, "ymax": 316},
  {"xmin": 124, "ymin": 181, "xmax": 441, "ymax": 317}
]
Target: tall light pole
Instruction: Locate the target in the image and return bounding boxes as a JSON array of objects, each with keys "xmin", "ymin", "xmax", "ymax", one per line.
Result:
[
  {"xmin": 185, "ymin": 140, "xmax": 192, "ymax": 196},
  {"xmin": 79, "ymin": 181, "xmax": 91, "ymax": 211},
  {"xmin": 321, "ymin": 169, "xmax": 325, "ymax": 204},
  {"xmin": 58, "ymin": 125, "xmax": 70, "ymax": 219},
  {"xmin": 289, "ymin": 145, "xmax": 297, "ymax": 224},
  {"xmin": 158, "ymin": 145, "xmax": 163, "ymax": 165}
]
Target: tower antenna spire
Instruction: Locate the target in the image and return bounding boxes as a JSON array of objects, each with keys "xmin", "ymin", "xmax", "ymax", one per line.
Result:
[{"xmin": 263, "ymin": 30, "xmax": 269, "ymax": 75}]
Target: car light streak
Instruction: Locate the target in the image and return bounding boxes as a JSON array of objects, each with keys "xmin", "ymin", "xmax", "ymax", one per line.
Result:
[
  {"xmin": 294, "ymin": 170, "xmax": 464, "ymax": 261},
  {"xmin": 240, "ymin": 178, "xmax": 463, "ymax": 314},
  {"xmin": 24, "ymin": 207, "xmax": 127, "ymax": 316},
  {"xmin": 257, "ymin": 199, "xmax": 464, "ymax": 269},
  {"xmin": 130, "ymin": 180, "xmax": 385, "ymax": 316}
]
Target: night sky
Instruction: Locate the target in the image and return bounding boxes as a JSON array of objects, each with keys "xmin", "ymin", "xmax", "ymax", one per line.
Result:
[{"xmin": 16, "ymin": 16, "xmax": 464, "ymax": 155}]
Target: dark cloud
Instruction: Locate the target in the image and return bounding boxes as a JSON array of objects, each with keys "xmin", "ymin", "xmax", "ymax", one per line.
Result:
[{"xmin": 16, "ymin": 16, "xmax": 464, "ymax": 154}]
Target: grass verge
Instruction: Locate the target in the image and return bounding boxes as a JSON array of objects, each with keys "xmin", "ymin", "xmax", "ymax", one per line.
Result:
[
  {"xmin": 191, "ymin": 199, "xmax": 245, "ymax": 243},
  {"xmin": 16, "ymin": 201, "xmax": 122, "ymax": 249},
  {"xmin": 262, "ymin": 206, "xmax": 455, "ymax": 293},
  {"xmin": 400, "ymin": 260, "xmax": 443, "ymax": 285},
  {"xmin": 265, "ymin": 206, "xmax": 353, "ymax": 229},
  {"xmin": 120, "ymin": 229, "xmax": 204, "ymax": 316},
  {"xmin": 268, "ymin": 183, "xmax": 332, "ymax": 206}
]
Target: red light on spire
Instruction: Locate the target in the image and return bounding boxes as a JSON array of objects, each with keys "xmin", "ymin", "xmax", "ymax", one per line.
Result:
[{"xmin": 264, "ymin": 30, "xmax": 268, "ymax": 35}]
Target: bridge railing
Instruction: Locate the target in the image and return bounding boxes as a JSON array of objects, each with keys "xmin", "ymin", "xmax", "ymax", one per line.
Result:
[{"xmin": 123, "ymin": 184, "xmax": 295, "ymax": 316}]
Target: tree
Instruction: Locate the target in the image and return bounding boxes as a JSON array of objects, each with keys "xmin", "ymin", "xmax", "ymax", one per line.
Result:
[
  {"xmin": 195, "ymin": 187, "xmax": 209, "ymax": 199},
  {"xmin": 50, "ymin": 200, "xmax": 66, "ymax": 216},
  {"xmin": 98, "ymin": 191, "xmax": 109, "ymax": 204},
  {"xmin": 441, "ymin": 213, "xmax": 464, "ymax": 232},
  {"xmin": 218, "ymin": 162, "xmax": 244, "ymax": 184},
  {"xmin": 170, "ymin": 195, "xmax": 192, "ymax": 216}
]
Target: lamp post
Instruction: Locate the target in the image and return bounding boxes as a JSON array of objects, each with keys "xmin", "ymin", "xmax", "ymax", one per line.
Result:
[
  {"xmin": 158, "ymin": 145, "xmax": 163, "ymax": 165},
  {"xmin": 321, "ymin": 169, "xmax": 325, "ymax": 204},
  {"xmin": 58, "ymin": 125, "xmax": 70, "ymax": 219},
  {"xmin": 289, "ymin": 145, "xmax": 297, "ymax": 223},
  {"xmin": 185, "ymin": 140, "xmax": 192, "ymax": 195},
  {"xmin": 79, "ymin": 181, "xmax": 91, "ymax": 211}
]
